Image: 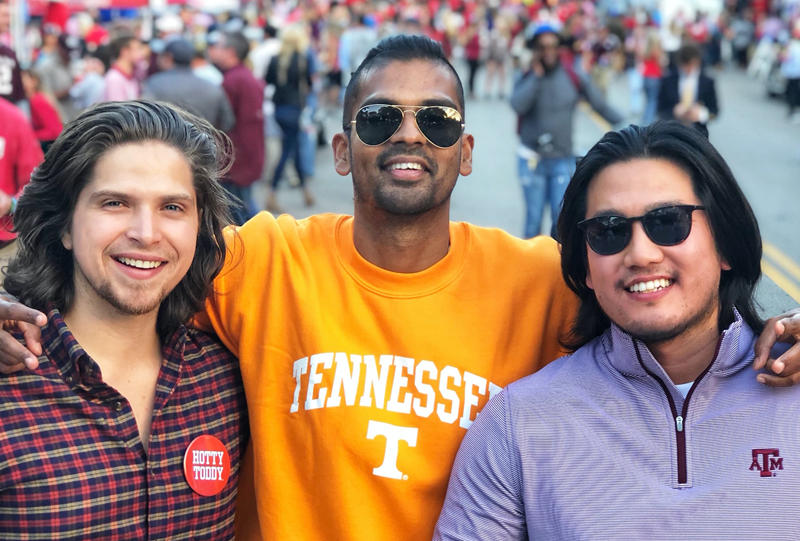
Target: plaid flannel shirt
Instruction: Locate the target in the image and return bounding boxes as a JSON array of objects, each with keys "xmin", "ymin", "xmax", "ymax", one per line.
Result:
[{"xmin": 0, "ymin": 308, "xmax": 249, "ymax": 540}]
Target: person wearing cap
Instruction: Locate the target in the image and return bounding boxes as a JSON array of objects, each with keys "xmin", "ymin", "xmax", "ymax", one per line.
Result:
[
  {"xmin": 511, "ymin": 24, "xmax": 622, "ymax": 240},
  {"xmin": 143, "ymin": 38, "xmax": 235, "ymax": 132}
]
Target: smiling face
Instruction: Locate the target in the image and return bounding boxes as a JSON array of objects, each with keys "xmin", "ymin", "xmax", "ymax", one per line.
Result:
[
  {"xmin": 333, "ymin": 59, "xmax": 474, "ymax": 216},
  {"xmin": 584, "ymin": 159, "xmax": 730, "ymax": 344},
  {"xmin": 62, "ymin": 142, "xmax": 199, "ymax": 319}
]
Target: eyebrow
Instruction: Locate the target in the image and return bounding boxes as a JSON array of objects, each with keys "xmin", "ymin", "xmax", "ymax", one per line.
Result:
[
  {"xmin": 589, "ymin": 200, "xmax": 690, "ymax": 219},
  {"xmin": 359, "ymin": 97, "xmax": 460, "ymax": 110},
  {"xmin": 89, "ymin": 190, "xmax": 196, "ymax": 205}
]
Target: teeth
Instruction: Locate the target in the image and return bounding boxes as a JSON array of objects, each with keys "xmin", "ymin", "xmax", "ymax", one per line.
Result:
[
  {"xmin": 388, "ymin": 162, "xmax": 423, "ymax": 171},
  {"xmin": 628, "ymin": 278, "xmax": 672, "ymax": 293},
  {"xmin": 117, "ymin": 257, "xmax": 163, "ymax": 269}
]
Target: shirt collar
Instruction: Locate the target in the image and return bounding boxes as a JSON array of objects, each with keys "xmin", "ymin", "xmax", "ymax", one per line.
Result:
[
  {"xmin": 41, "ymin": 304, "xmax": 190, "ymax": 388},
  {"xmin": 601, "ymin": 308, "xmax": 755, "ymax": 382}
]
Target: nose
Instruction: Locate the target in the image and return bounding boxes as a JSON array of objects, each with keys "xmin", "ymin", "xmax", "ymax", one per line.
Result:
[
  {"xmin": 126, "ymin": 206, "xmax": 162, "ymax": 246},
  {"xmin": 623, "ymin": 222, "xmax": 664, "ymax": 268},
  {"xmin": 389, "ymin": 109, "xmax": 427, "ymax": 145}
]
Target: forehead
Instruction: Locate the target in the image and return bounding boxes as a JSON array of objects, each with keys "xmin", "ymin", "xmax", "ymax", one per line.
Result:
[
  {"xmin": 355, "ymin": 59, "xmax": 461, "ymax": 113},
  {"xmin": 85, "ymin": 142, "xmax": 195, "ymax": 198},
  {"xmin": 586, "ymin": 159, "xmax": 700, "ymax": 215},
  {"xmin": 536, "ymin": 33, "xmax": 560, "ymax": 46}
]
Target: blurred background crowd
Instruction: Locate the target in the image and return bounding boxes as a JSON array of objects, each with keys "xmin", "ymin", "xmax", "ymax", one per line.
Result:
[{"xmin": 1, "ymin": 0, "xmax": 799, "ymax": 235}]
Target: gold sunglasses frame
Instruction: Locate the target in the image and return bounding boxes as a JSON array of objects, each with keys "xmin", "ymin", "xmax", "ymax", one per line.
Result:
[{"xmin": 348, "ymin": 104, "xmax": 465, "ymax": 149}]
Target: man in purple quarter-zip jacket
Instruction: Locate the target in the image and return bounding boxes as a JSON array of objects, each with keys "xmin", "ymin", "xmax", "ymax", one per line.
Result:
[{"xmin": 434, "ymin": 121, "xmax": 800, "ymax": 540}]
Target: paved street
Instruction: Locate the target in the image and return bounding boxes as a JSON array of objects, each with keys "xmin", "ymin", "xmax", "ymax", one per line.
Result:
[{"xmin": 254, "ymin": 62, "xmax": 799, "ymax": 313}]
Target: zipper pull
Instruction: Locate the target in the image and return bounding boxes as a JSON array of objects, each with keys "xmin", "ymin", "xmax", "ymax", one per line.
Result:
[{"xmin": 676, "ymin": 415, "xmax": 684, "ymax": 432}]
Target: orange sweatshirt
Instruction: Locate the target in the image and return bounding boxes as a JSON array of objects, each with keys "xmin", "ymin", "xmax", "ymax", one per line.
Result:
[{"xmin": 200, "ymin": 212, "xmax": 577, "ymax": 541}]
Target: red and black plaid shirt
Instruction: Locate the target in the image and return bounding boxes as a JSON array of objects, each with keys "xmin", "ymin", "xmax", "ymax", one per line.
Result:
[{"xmin": 0, "ymin": 308, "xmax": 248, "ymax": 540}]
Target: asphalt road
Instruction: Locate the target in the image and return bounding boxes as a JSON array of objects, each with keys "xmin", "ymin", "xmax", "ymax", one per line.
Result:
[{"xmin": 254, "ymin": 61, "xmax": 799, "ymax": 313}]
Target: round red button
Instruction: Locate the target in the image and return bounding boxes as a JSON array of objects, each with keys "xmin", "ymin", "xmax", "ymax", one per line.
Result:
[{"xmin": 183, "ymin": 435, "xmax": 231, "ymax": 496}]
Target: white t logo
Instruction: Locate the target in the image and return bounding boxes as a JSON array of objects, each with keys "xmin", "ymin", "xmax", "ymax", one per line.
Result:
[{"xmin": 366, "ymin": 420, "xmax": 418, "ymax": 480}]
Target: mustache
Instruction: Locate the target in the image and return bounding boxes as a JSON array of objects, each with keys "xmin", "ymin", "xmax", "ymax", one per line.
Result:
[{"xmin": 377, "ymin": 146, "xmax": 437, "ymax": 175}]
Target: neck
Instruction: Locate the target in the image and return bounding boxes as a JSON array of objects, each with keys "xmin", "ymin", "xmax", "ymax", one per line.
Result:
[
  {"xmin": 63, "ymin": 296, "xmax": 162, "ymax": 372},
  {"xmin": 114, "ymin": 59, "xmax": 133, "ymax": 76},
  {"xmin": 352, "ymin": 201, "xmax": 451, "ymax": 273},
  {"xmin": 644, "ymin": 317, "xmax": 721, "ymax": 385}
]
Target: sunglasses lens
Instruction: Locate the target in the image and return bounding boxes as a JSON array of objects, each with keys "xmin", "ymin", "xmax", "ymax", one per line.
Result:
[
  {"xmin": 584, "ymin": 217, "xmax": 631, "ymax": 255},
  {"xmin": 642, "ymin": 207, "xmax": 692, "ymax": 245},
  {"xmin": 355, "ymin": 105, "xmax": 403, "ymax": 145},
  {"xmin": 416, "ymin": 107, "xmax": 463, "ymax": 147}
]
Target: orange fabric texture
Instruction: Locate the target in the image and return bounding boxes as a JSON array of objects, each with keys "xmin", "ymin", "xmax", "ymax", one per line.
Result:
[{"xmin": 204, "ymin": 212, "xmax": 577, "ymax": 541}]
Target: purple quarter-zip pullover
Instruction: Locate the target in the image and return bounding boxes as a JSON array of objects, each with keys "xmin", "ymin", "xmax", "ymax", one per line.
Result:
[{"xmin": 434, "ymin": 311, "xmax": 799, "ymax": 540}]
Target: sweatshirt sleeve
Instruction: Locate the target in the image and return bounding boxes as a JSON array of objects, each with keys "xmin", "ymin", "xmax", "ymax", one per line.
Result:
[
  {"xmin": 510, "ymin": 71, "xmax": 540, "ymax": 115},
  {"xmin": 433, "ymin": 390, "xmax": 527, "ymax": 540},
  {"xmin": 196, "ymin": 225, "xmax": 247, "ymax": 357}
]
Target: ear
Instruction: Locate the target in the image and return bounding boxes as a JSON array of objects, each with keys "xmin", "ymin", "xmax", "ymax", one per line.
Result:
[
  {"xmin": 459, "ymin": 133, "xmax": 475, "ymax": 177},
  {"xmin": 720, "ymin": 258, "xmax": 731, "ymax": 272},
  {"xmin": 332, "ymin": 132, "xmax": 352, "ymax": 177},
  {"xmin": 585, "ymin": 266, "xmax": 594, "ymax": 290},
  {"xmin": 62, "ymin": 230, "xmax": 72, "ymax": 251}
]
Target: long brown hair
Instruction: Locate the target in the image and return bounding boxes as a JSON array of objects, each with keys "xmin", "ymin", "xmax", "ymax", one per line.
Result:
[{"xmin": 5, "ymin": 101, "xmax": 236, "ymax": 340}]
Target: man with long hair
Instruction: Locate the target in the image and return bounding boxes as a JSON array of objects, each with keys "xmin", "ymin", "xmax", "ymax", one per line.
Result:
[
  {"xmin": 435, "ymin": 122, "xmax": 800, "ymax": 539},
  {"xmin": 0, "ymin": 101, "xmax": 248, "ymax": 539}
]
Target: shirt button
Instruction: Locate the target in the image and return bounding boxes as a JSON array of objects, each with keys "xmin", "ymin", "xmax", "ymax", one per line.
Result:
[
  {"xmin": 65, "ymin": 376, "xmax": 74, "ymax": 384},
  {"xmin": 113, "ymin": 401, "xmax": 123, "ymax": 412}
]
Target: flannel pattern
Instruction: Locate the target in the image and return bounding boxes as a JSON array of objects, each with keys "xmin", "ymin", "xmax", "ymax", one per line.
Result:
[{"xmin": 0, "ymin": 308, "xmax": 248, "ymax": 540}]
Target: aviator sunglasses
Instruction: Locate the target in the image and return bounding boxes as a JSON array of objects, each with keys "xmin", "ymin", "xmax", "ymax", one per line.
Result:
[
  {"xmin": 577, "ymin": 205, "xmax": 706, "ymax": 256},
  {"xmin": 347, "ymin": 104, "xmax": 465, "ymax": 148}
]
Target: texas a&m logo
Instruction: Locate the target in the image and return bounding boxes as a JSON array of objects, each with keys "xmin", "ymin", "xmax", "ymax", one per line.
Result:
[{"xmin": 749, "ymin": 448, "xmax": 783, "ymax": 477}]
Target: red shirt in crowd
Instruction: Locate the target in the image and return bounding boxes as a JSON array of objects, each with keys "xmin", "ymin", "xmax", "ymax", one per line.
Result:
[
  {"xmin": 0, "ymin": 99, "xmax": 43, "ymax": 241},
  {"xmin": 29, "ymin": 92, "xmax": 63, "ymax": 142},
  {"xmin": 221, "ymin": 64, "xmax": 265, "ymax": 187}
]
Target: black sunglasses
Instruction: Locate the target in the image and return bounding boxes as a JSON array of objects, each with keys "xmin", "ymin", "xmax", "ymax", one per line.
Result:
[
  {"xmin": 577, "ymin": 205, "xmax": 706, "ymax": 255},
  {"xmin": 347, "ymin": 104, "xmax": 465, "ymax": 148}
]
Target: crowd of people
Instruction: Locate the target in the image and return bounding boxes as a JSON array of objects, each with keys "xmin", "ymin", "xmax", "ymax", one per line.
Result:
[
  {"xmin": 3, "ymin": 0, "xmax": 800, "ymax": 233},
  {"xmin": 0, "ymin": 0, "xmax": 800, "ymax": 540}
]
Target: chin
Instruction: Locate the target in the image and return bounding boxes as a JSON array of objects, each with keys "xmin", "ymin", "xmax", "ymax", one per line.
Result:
[
  {"xmin": 374, "ymin": 188, "xmax": 439, "ymax": 216},
  {"xmin": 102, "ymin": 286, "xmax": 168, "ymax": 317}
]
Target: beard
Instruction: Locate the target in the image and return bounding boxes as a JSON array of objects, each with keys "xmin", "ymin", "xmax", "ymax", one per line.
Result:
[
  {"xmin": 369, "ymin": 180, "xmax": 441, "ymax": 215},
  {"xmin": 352, "ymin": 145, "xmax": 457, "ymax": 215},
  {"xmin": 618, "ymin": 285, "xmax": 720, "ymax": 346},
  {"xmin": 75, "ymin": 262, "xmax": 169, "ymax": 317}
]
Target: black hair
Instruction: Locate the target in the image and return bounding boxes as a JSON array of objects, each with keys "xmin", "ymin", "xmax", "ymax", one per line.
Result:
[
  {"xmin": 557, "ymin": 121, "xmax": 763, "ymax": 351},
  {"xmin": 5, "ymin": 101, "xmax": 236, "ymax": 340},
  {"xmin": 676, "ymin": 43, "xmax": 702, "ymax": 66},
  {"xmin": 222, "ymin": 31, "xmax": 250, "ymax": 63},
  {"xmin": 110, "ymin": 34, "xmax": 138, "ymax": 61},
  {"xmin": 342, "ymin": 35, "xmax": 465, "ymax": 130},
  {"xmin": 91, "ymin": 44, "xmax": 112, "ymax": 71},
  {"xmin": 264, "ymin": 23, "xmax": 278, "ymax": 39}
]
